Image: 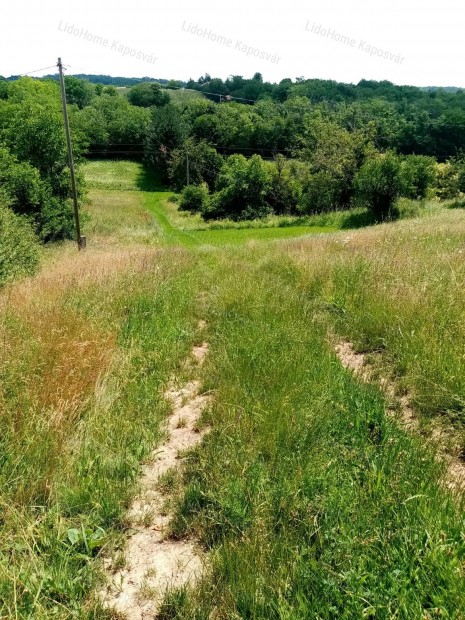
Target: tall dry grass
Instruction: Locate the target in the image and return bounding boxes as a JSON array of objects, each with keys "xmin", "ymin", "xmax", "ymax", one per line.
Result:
[{"xmin": 287, "ymin": 209, "xmax": 465, "ymax": 428}]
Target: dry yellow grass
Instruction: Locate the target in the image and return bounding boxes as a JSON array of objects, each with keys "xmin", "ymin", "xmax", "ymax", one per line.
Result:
[{"xmin": 0, "ymin": 242, "xmax": 179, "ymax": 506}]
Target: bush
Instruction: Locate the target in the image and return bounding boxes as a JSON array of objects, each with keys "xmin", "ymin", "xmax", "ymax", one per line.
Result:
[
  {"xmin": 456, "ymin": 160, "xmax": 465, "ymax": 194},
  {"xmin": 299, "ymin": 171, "xmax": 343, "ymax": 214},
  {"xmin": 399, "ymin": 155, "xmax": 436, "ymax": 199},
  {"xmin": 39, "ymin": 195, "xmax": 76, "ymax": 242},
  {"xmin": 0, "ymin": 147, "xmax": 76, "ymax": 242},
  {"xmin": 354, "ymin": 152, "xmax": 403, "ymax": 218},
  {"xmin": 0, "ymin": 200, "xmax": 39, "ymax": 286},
  {"xmin": 179, "ymin": 183, "xmax": 210, "ymax": 214},
  {"xmin": 391, "ymin": 196, "xmax": 424, "ymax": 220},
  {"xmin": 265, "ymin": 155, "xmax": 301, "ymax": 215},
  {"xmin": 205, "ymin": 154, "xmax": 272, "ymax": 221},
  {"xmin": 435, "ymin": 161, "xmax": 461, "ymax": 199}
]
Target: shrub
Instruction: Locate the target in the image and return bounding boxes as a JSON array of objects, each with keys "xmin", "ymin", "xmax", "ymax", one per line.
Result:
[
  {"xmin": 354, "ymin": 152, "xmax": 403, "ymax": 218},
  {"xmin": 0, "ymin": 147, "xmax": 76, "ymax": 242},
  {"xmin": 0, "ymin": 199, "xmax": 39, "ymax": 286},
  {"xmin": 456, "ymin": 160, "xmax": 465, "ymax": 194},
  {"xmin": 299, "ymin": 171, "xmax": 343, "ymax": 214},
  {"xmin": 436, "ymin": 162, "xmax": 461, "ymax": 199},
  {"xmin": 205, "ymin": 154, "xmax": 272, "ymax": 221},
  {"xmin": 179, "ymin": 183, "xmax": 210, "ymax": 214},
  {"xmin": 392, "ymin": 196, "xmax": 424, "ymax": 220},
  {"xmin": 399, "ymin": 155, "xmax": 436, "ymax": 199},
  {"xmin": 39, "ymin": 195, "xmax": 76, "ymax": 242}
]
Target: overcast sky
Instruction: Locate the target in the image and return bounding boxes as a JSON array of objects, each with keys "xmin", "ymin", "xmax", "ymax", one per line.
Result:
[{"xmin": 2, "ymin": 0, "xmax": 463, "ymax": 87}]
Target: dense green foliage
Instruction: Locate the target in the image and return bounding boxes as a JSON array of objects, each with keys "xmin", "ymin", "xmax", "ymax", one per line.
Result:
[
  {"xmin": 2, "ymin": 71, "xmax": 465, "ymax": 237},
  {"xmin": 179, "ymin": 183, "xmax": 210, "ymax": 214},
  {"xmin": 39, "ymin": 73, "xmax": 172, "ymax": 87},
  {"xmin": 187, "ymin": 74, "xmax": 465, "ymax": 158},
  {"xmin": 0, "ymin": 78, "xmax": 84, "ymax": 241},
  {"xmin": 354, "ymin": 152, "xmax": 404, "ymax": 216},
  {"xmin": 15, "ymin": 72, "xmax": 455, "ymax": 221},
  {"xmin": 0, "ymin": 198, "xmax": 39, "ymax": 286},
  {"xmin": 64, "ymin": 76, "xmax": 96, "ymax": 109},
  {"xmin": 128, "ymin": 81, "xmax": 170, "ymax": 108},
  {"xmin": 169, "ymin": 138, "xmax": 222, "ymax": 190},
  {"xmin": 74, "ymin": 91, "xmax": 150, "ymax": 156}
]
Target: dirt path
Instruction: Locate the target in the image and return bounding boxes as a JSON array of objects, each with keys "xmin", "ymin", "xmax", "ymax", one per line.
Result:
[
  {"xmin": 99, "ymin": 328, "xmax": 210, "ymax": 619},
  {"xmin": 335, "ymin": 341, "xmax": 465, "ymax": 492}
]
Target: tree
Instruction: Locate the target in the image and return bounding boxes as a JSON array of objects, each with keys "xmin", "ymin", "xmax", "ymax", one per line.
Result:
[
  {"xmin": 64, "ymin": 76, "xmax": 95, "ymax": 109},
  {"xmin": 265, "ymin": 155, "xmax": 301, "ymax": 214},
  {"xmin": 354, "ymin": 152, "xmax": 403, "ymax": 217},
  {"xmin": 297, "ymin": 116, "xmax": 373, "ymax": 211},
  {"xmin": 0, "ymin": 80, "xmax": 7, "ymax": 100},
  {"xmin": 74, "ymin": 94, "xmax": 150, "ymax": 154},
  {"xmin": 166, "ymin": 80, "xmax": 183, "ymax": 90},
  {"xmin": 145, "ymin": 104, "xmax": 187, "ymax": 179},
  {"xmin": 72, "ymin": 105, "xmax": 109, "ymax": 151},
  {"xmin": 102, "ymin": 85, "xmax": 117, "ymax": 96},
  {"xmin": 128, "ymin": 82, "xmax": 170, "ymax": 108},
  {"xmin": 399, "ymin": 155, "xmax": 436, "ymax": 199},
  {"xmin": 206, "ymin": 154, "xmax": 272, "ymax": 220},
  {"xmin": 0, "ymin": 146, "xmax": 76, "ymax": 241},
  {"xmin": 0, "ymin": 78, "xmax": 83, "ymax": 240},
  {"xmin": 168, "ymin": 139, "xmax": 223, "ymax": 191}
]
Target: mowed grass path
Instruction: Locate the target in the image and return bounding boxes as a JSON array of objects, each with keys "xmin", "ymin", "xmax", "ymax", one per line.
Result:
[
  {"xmin": 1, "ymin": 159, "xmax": 464, "ymax": 618},
  {"xmin": 84, "ymin": 160, "xmax": 337, "ymax": 246}
]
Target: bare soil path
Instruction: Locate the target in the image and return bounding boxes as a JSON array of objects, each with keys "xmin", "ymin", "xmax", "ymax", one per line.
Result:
[
  {"xmin": 335, "ymin": 341, "xmax": 465, "ymax": 492},
  {"xmin": 100, "ymin": 327, "xmax": 210, "ymax": 619}
]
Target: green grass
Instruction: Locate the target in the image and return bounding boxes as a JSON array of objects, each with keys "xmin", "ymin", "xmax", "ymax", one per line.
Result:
[
  {"xmin": 84, "ymin": 189, "xmax": 159, "ymax": 240},
  {"xmin": 166, "ymin": 88, "xmax": 204, "ymax": 102},
  {"xmin": 81, "ymin": 160, "xmax": 340, "ymax": 246},
  {"xmin": 288, "ymin": 211, "xmax": 465, "ymax": 428},
  {"xmin": 2, "ymin": 159, "xmax": 465, "ymax": 618},
  {"xmin": 143, "ymin": 191, "xmax": 335, "ymax": 246},
  {"xmin": 82, "ymin": 160, "xmax": 144, "ymax": 191},
  {"xmin": 165, "ymin": 248, "xmax": 465, "ymax": 618},
  {"xmin": 190, "ymin": 225, "xmax": 334, "ymax": 245},
  {"xmin": 0, "ymin": 244, "xmax": 204, "ymax": 618},
  {"xmin": 164, "ymin": 196, "xmax": 368, "ymax": 232}
]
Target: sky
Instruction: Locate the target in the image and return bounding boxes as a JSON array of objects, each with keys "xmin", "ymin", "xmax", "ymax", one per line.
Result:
[{"xmin": 2, "ymin": 0, "xmax": 464, "ymax": 87}]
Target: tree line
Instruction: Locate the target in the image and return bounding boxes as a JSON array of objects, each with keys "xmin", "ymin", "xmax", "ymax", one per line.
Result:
[{"xmin": 0, "ymin": 72, "xmax": 465, "ymax": 253}]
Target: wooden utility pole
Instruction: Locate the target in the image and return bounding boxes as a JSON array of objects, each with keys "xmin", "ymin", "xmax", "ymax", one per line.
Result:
[
  {"xmin": 57, "ymin": 57, "xmax": 85, "ymax": 250},
  {"xmin": 186, "ymin": 151, "xmax": 190, "ymax": 186}
]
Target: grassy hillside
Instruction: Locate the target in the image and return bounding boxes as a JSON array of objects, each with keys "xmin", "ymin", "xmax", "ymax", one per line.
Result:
[{"xmin": 1, "ymin": 160, "xmax": 464, "ymax": 618}]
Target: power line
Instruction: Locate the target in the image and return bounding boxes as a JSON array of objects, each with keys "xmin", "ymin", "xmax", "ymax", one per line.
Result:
[
  {"xmin": 162, "ymin": 83, "xmax": 258, "ymax": 104},
  {"xmin": 16, "ymin": 65, "xmax": 58, "ymax": 77}
]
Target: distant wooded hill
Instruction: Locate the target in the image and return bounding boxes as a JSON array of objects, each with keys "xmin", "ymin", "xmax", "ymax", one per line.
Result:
[{"xmin": 4, "ymin": 74, "xmax": 177, "ymax": 87}]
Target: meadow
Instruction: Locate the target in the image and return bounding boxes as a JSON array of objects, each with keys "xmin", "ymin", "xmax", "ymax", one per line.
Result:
[{"xmin": 0, "ymin": 160, "xmax": 464, "ymax": 618}]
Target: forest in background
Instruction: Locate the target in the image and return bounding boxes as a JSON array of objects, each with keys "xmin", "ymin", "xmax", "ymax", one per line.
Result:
[{"xmin": 1, "ymin": 71, "xmax": 465, "ymax": 281}]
